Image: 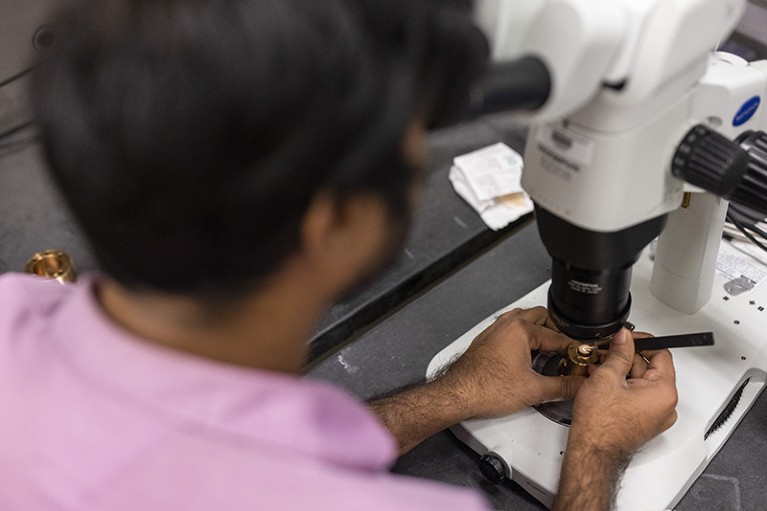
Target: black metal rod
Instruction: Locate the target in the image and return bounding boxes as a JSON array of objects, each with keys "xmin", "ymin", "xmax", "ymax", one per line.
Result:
[{"xmin": 631, "ymin": 332, "xmax": 715, "ymax": 351}]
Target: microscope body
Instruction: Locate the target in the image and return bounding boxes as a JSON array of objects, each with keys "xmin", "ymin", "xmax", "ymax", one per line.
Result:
[
  {"xmin": 427, "ymin": 2, "xmax": 767, "ymax": 508},
  {"xmin": 477, "ymin": 0, "xmax": 767, "ymax": 339},
  {"xmin": 431, "ymin": 5, "xmax": 767, "ymax": 503},
  {"xmin": 528, "ymin": 51, "xmax": 767, "ymax": 336}
]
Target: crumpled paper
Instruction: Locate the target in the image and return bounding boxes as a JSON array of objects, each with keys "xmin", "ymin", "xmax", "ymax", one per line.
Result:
[{"xmin": 449, "ymin": 142, "xmax": 533, "ymax": 231}]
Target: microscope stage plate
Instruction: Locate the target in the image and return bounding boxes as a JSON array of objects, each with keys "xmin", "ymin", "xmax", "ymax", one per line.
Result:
[{"xmin": 427, "ymin": 241, "xmax": 767, "ymax": 510}]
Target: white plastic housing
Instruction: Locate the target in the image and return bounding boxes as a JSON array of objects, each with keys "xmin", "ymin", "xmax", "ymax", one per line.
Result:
[{"xmin": 475, "ymin": 0, "xmax": 746, "ymax": 121}]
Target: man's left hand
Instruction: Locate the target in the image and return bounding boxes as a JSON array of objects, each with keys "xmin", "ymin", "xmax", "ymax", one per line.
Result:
[{"xmin": 436, "ymin": 306, "xmax": 585, "ymax": 419}]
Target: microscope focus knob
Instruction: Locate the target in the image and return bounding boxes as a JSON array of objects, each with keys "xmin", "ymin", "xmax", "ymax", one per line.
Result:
[
  {"xmin": 478, "ymin": 454, "xmax": 507, "ymax": 484},
  {"xmin": 730, "ymin": 130, "xmax": 767, "ymax": 215},
  {"xmin": 672, "ymin": 125, "xmax": 750, "ymax": 196}
]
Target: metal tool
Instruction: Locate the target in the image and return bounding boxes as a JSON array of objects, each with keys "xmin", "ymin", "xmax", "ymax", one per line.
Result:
[
  {"xmin": 631, "ymin": 332, "xmax": 716, "ymax": 351},
  {"xmin": 557, "ymin": 332, "xmax": 715, "ymax": 378}
]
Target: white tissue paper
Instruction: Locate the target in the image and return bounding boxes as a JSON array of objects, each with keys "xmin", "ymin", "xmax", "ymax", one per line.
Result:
[{"xmin": 449, "ymin": 142, "xmax": 533, "ymax": 231}]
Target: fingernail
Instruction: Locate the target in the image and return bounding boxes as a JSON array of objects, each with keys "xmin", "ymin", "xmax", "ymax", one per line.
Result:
[{"xmin": 613, "ymin": 329, "xmax": 627, "ymax": 345}]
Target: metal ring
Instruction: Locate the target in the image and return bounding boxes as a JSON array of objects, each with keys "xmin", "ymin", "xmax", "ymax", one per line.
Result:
[{"xmin": 24, "ymin": 250, "xmax": 76, "ymax": 284}]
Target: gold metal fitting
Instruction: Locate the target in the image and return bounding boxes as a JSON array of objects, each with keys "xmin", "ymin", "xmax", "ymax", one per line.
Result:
[
  {"xmin": 681, "ymin": 192, "xmax": 692, "ymax": 209},
  {"xmin": 558, "ymin": 341, "xmax": 599, "ymax": 377},
  {"xmin": 24, "ymin": 249, "xmax": 76, "ymax": 284}
]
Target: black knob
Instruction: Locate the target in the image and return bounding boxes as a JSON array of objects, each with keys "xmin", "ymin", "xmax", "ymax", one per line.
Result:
[
  {"xmin": 730, "ymin": 130, "xmax": 767, "ymax": 215},
  {"xmin": 478, "ymin": 454, "xmax": 506, "ymax": 484},
  {"xmin": 672, "ymin": 125, "xmax": 750, "ymax": 196}
]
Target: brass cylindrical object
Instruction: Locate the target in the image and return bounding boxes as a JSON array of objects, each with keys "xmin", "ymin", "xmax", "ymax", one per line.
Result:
[
  {"xmin": 24, "ymin": 250, "xmax": 76, "ymax": 284},
  {"xmin": 558, "ymin": 341, "xmax": 599, "ymax": 377},
  {"xmin": 681, "ymin": 192, "xmax": 692, "ymax": 209}
]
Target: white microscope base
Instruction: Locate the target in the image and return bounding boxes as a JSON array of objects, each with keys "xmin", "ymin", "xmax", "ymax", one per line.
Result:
[{"xmin": 427, "ymin": 242, "xmax": 767, "ymax": 511}]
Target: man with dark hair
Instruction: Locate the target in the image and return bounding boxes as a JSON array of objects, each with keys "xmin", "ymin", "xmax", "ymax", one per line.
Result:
[{"xmin": 0, "ymin": 0, "xmax": 677, "ymax": 509}]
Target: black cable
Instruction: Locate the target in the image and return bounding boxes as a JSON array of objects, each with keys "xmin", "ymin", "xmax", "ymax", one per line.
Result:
[
  {"xmin": 738, "ymin": 221, "xmax": 767, "ymax": 244},
  {"xmin": 728, "ymin": 201, "xmax": 767, "ymax": 240},
  {"xmin": 729, "ymin": 202, "xmax": 765, "ymax": 224},
  {"xmin": 747, "ymin": 222, "xmax": 767, "ymax": 241},
  {"xmin": 728, "ymin": 213, "xmax": 767, "ymax": 253}
]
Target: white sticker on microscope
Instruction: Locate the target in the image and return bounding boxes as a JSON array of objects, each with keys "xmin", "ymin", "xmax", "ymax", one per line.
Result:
[{"xmin": 536, "ymin": 123, "xmax": 595, "ymax": 168}]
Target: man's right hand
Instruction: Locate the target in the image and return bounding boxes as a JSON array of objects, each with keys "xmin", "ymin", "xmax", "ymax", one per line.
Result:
[
  {"xmin": 572, "ymin": 328, "xmax": 678, "ymax": 456},
  {"xmin": 553, "ymin": 328, "xmax": 678, "ymax": 511}
]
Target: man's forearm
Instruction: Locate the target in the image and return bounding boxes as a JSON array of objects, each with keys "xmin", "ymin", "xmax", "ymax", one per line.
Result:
[
  {"xmin": 368, "ymin": 378, "xmax": 475, "ymax": 455},
  {"xmin": 553, "ymin": 435, "xmax": 631, "ymax": 511}
]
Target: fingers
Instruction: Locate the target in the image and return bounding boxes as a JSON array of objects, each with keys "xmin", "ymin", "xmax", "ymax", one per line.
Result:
[
  {"xmin": 629, "ymin": 352, "xmax": 650, "ymax": 379},
  {"xmin": 498, "ymin": 306, "xmax": 559, "ymax": 331},
  {"xmin": 666, "ymin": 410, "xmax": 679, "ymax": 430},
  {"xmin": 492, "ymin": 308, "xmax": 570, "ymax": 353},
  {"xmin": 595, "ymin": 329, "xmax": 635, "ymax": 381},
  {"xmin": 534, "ymin": 374, "xmax": 586, "ymax": 403},
  {"xmin": 640, "ymin": 349, "xmax": 675, "ymax": 383},
  {"xmin": 523, "ymin": 322, "xmax": 573, "ymax": 354}
]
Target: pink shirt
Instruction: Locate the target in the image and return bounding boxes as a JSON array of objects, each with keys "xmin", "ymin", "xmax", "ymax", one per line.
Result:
[{"xmin": 0, "ymin": 273, "xmax": 490, "ymax": 511}]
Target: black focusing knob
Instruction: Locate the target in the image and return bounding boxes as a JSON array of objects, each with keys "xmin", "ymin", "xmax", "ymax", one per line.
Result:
[
  {"xmin": 730, "ymin": 130, "xmax": 767, "ymax": 214},
  {"xmin": 478, "ymin": 454, "xmax": 507, "ymax": 484},
  {"xmin": 672, "ymin": 125, "xmax": 750, "ymax": 196}
]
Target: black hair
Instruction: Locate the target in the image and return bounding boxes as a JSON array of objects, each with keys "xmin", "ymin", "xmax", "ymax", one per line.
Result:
[{"xmin": 31, "ymin": 0, "xmax": 488, "ymax": 299}]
